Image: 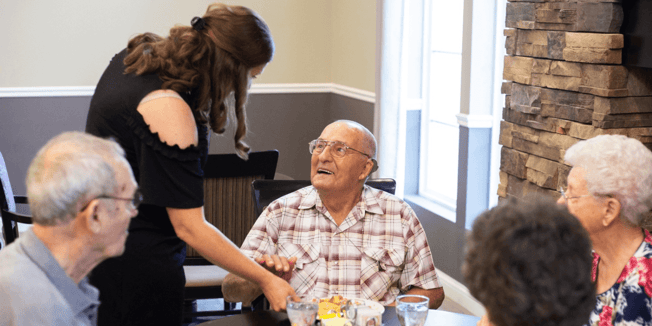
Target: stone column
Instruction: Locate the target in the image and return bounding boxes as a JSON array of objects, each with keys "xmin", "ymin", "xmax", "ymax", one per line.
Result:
[{"xmin": 499, "ymin": 0, "xmax": 652, "ymax": 200}]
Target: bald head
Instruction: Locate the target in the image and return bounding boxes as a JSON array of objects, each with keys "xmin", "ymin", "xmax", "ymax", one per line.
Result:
[{"xmin": 330, "ymin": 120, "xmax": 377, "ymax": 158}]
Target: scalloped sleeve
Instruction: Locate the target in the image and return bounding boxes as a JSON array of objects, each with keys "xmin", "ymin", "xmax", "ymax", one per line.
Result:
[{"xmin": 126, "ymin": 112, "xmax": 209, "ymax": 209}]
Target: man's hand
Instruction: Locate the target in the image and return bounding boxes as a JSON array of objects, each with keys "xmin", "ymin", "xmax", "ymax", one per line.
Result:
[
  {"xmin": 222, "ymin": 273, "xmax": 263, "ymax": 306},
  {"xmin": 396, "ymin": 286, "xmax": 445, "ymax": 309},
  {"xmin": 255, "ymin": 254, "xmax": 297, "ymax": 282},
  {"xmin": 259, "ymin": 274, "xmax": 298, "ymax": 312}
]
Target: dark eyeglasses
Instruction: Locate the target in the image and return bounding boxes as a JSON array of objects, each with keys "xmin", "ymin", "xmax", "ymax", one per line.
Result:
[
  {"xmin": 82, "ymin": 189, "xmax": 143, "ymax": 211},
  {"xmin": 309, "ymin": 139, "xmax": 371, "ymax": 159}
]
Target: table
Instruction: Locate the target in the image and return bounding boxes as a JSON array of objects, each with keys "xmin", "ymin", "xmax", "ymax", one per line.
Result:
[{"xmin": 198, "ymin": 307, "xmax": 480, "ymax": 326}]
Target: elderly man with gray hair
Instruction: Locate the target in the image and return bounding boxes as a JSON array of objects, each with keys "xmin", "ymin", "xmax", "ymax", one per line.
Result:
[
  {"xmin": 0, "ymin": 132, "xmax": 139, "ymax": 325},
  {"xmin": 557, "ymin": 134, "xmax": 652, "ymax": 326}
]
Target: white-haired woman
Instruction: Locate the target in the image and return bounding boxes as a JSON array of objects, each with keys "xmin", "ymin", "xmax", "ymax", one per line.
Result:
[{"xmin": 558, "ymin": 134, "xmax": 652, "ymax": 326}]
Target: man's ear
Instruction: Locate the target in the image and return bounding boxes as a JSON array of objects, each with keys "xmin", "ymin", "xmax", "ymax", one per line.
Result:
[
  {"xmin": 359, "ymin": 158, "xmax": 376, "ymax": 181},
  {"xmin": 602, "ymin": 197, "xmax": 621, "ymax": 227},
  {"xmin": 82, "ymin": 200, "xmax": 103, "ymax": 234}
]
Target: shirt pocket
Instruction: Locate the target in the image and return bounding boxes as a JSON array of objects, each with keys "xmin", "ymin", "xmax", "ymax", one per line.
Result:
[
  {"xmin": 360, "ymin": 247, "xmax": 406, "ymax": 301},
  {"xmin": 277, "ymin": 242, "xmax": 321, "ymax": 295}
]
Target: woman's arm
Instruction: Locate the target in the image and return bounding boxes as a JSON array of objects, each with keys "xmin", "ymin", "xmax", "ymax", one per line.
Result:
[
  {"xmin": 168, "ymin": 207, "xmax": 295, "ymax": 311},
  {"xmin": 222, "ymin": 254, "xmax": 296, "ymax": 305},
  {"xmin": 138, "ymin": 92, "xmax": 295, "ymax": 310}
]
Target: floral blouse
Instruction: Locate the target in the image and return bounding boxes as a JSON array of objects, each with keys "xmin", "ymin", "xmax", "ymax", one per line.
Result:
[{"xmin": 585, "ymin": 230, "xmax": 652, "ymax": 326}]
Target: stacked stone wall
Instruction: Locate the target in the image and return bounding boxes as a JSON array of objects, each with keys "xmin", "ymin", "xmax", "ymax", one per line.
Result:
[{"xmin": 499, "ymin": 0, "xmax": 652, "ymax": 200}]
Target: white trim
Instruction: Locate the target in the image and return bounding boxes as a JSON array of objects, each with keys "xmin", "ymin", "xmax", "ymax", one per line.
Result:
[
  {"xmin": 0, "ymin": 83, "xmax": 377, "ymax": 103},
  {"xmin": 436, "ymin": 268, "xmax": 486, "ymax": 317},
  {"xmin": 455, "ymin": 113, "xmax": 494, "ymax": 129},
  {"xmin": 405, "ymin": 194, "xmax": 456, "ymax": 223},
  {"xmin": 401, "ymin": 98, "xmax": 423, "ymax": 112},
  {"xmin": 249, "ymin": 83, "xmax": 332, "ymax": 94},
  {"xmin": 250, "ymin": 83, "xmax": 375, "ymax": 103},
  {"xmin": 331, "ymin": 84, "xmax": 376, "ymax": 103},
  {"xmin": 0, "ymin": 86, "xmax": 96, "ymax": 98}
]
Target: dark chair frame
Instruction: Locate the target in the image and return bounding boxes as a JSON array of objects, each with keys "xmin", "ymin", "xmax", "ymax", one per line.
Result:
[
  {"xmin": 1, "ymin": 151, "xmax": 32, "ymax": 248},
  {"xmin": 1, "ymin": 198, "xmax": 31, "ymax": 246},
  {"xmin": 185, "ymin": 150, "xmax": 279, "ymax": 265},
  {"xmin": 183, "ymin": 150, "xmax": 279, "ymax": 319}
]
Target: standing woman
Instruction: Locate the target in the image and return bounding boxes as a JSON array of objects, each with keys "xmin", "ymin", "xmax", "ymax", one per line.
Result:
[{"xmin": 85, "ymin": 3, "xmax": 295, "ymax": 325}]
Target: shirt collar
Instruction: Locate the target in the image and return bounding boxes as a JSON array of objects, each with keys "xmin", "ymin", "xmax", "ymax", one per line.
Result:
[
  {"xmin": 19, "ymin": 228, "xmax": 100, "ymax": 316},
  {"xmin": 299, "ymin": 185, "xmax": 385, "ymax": 216}
]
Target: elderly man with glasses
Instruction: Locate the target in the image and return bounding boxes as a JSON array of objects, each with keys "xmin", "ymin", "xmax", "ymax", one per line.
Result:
[
  {"xmin": 557, "ymin": 134, "xmax": 652, "ymax": 326},
  {"xmin": 0, "ymin": 132, "xmax": 139, "ymax": 325},
  {"xmin": 223, "ymin": 120, "xmax": 444, "ymax": 309}
]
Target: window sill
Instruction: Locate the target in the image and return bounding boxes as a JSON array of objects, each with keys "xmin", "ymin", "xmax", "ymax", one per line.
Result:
[{"xmin": 404, "ymin": 195, "xmax": 456, "ymax": 223}]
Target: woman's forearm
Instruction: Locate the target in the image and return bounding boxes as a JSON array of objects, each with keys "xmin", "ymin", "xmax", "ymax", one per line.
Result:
[
  {"xmin": 168, "ymin": 206, "xmax": 296, "ymax": 311},
  {"xmin": 167, "ymin": 207, "xmax": 271, "ymax": 286}
]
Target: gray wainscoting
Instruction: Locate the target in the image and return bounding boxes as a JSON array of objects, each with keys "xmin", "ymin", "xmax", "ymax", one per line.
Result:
[{"xmin": 0, "ymin": 96, "xmax": 92, "ymax": 197}]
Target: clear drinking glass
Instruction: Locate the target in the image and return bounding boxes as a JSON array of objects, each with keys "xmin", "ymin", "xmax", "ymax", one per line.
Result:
[
  {"xmin": 287, "ymin": 295, "xmax": 319, "ymax": 326},
  {"xmin": 396, "ymin": 294, "xmax": 429, "ymax": 326}
]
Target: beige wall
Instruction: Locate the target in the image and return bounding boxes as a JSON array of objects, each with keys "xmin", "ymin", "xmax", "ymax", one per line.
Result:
[
  {"xmin": 0, "ymin": 0, "xmax": 375, "ymax": 92},
  {"xmin": 331, "ymin": 0, "xmax": 376, "ymax": 92}
]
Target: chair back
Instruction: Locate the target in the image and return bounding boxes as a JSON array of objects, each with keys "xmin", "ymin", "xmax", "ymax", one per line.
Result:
[
  {"xmin": 0, "ymin": 151, "xmax": 32, "ymax": 247},
  {"xmin": 186, "ymin": 150, "xmax": 279, "ymax": 262},
  {"xmin": 0, "ymin": 152, "xmax": 16, "ymax": 214},
  {"xmin": 250, "ymin": 178, "xmax": 397, "ymax": 217}
]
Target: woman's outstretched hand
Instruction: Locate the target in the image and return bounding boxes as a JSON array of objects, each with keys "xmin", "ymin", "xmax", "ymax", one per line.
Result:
[{"xmin": 259, "ymin": 274, "xmax": 297, "ymax": 311}]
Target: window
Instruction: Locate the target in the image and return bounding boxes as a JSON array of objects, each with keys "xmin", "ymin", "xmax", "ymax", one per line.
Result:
[{"xmin": 392, "ymin": 0, "xmax": 506, "ymax": 224}]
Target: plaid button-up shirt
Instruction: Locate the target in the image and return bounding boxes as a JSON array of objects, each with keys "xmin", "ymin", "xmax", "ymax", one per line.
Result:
[{"xmin": 240, "ymin": 185, "xmax": 441, "ymax": 305}]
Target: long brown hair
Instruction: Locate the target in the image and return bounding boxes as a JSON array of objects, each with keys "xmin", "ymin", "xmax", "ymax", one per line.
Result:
[{"xmin": 123, "ymin": 3, "xmax": 274, "ymax": 158}]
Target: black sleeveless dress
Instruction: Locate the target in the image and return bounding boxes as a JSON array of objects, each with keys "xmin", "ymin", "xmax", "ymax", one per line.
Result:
[{"xmin": 86, "ymin": 49, "xmax": 209, "ymax": 326}]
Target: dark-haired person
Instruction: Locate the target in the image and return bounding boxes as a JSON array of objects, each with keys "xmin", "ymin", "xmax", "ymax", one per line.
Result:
[
  {"xmin": 463, "ymin": 198, "xmax": 595, "ymax": 326},
  {"xmin": 558, "ymin": 135, "xmax": 652, "ymax": 326},
  {"xmin": 85, "ymin": 3, "xmax": 295, "ymax": 325}
]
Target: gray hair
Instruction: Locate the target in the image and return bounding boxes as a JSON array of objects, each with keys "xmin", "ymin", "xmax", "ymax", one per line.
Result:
[
  {"xmin": 26, "ymin": 131, "xmax": 126, "ymax": 225},
  {"xmin": 564, "ymin": 134, "xmax": 652, "ymax": 227}
]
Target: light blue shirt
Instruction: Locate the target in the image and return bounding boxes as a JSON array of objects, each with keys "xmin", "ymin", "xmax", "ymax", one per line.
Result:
[{"xmin": 0, "ymin": 229, "xmax": 100, "ymax": 325}]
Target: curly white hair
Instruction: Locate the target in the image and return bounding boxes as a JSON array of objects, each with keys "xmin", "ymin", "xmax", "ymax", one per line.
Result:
[{"xmin": 564, "ymin": 134, "xmax": 652, "ymax": 227}]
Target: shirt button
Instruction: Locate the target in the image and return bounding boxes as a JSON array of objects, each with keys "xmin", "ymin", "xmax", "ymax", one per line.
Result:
[{"xmin": 333, "ymin": 261, "xmax": 338, "ymax": 265}]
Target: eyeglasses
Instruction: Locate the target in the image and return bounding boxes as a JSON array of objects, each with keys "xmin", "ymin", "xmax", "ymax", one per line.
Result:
[
  {"xmin": 82, "ymin": 189, "xmax": 143, "ymax": 211},
  {"xmin": 558, "ymin": 187, "xmax": 592, "ymax": 201},
  {"xmin": 308, "ymin": 139, "xmax": 371, "ymax": 159}
]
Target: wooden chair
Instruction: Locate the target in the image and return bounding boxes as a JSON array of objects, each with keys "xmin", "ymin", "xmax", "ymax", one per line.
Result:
[
  {"xmin": 183, "ymin": 150, "xmax": 279, "ymax": 318},
  {"xmin": 0, "ymin": 151, "xmax": 31, "ymax": 249},
  {"xmin": 251, "ymin": 178, "xmax": 397, "ymax": 217}
]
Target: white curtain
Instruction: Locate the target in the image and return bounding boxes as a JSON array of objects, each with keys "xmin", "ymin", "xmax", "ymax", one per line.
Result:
[
  {"xmin": 375, "ymin": 0, "xmax": 407, "ymax": 198},
  {"xmin": 375, "ymin": 0, "xmax": 425, "ymax": 198}
]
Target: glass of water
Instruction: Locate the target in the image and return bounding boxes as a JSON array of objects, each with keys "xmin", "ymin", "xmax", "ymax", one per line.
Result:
[
  {"xmin": 286, "ymin": 295, "xmax": 319, "ymax": 326},
  {"xmin": 396, "ymin": 294, "xmax": 429, "ymax": 326}
]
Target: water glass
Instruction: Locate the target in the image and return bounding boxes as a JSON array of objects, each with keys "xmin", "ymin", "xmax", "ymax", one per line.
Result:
[
  {"xmin": 287, "ymin": 295, "xmax": 319, "ymax": 326},
  {"xmin": 396, "ymin": 294, "xmax": 429, "ymax": 326}
]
